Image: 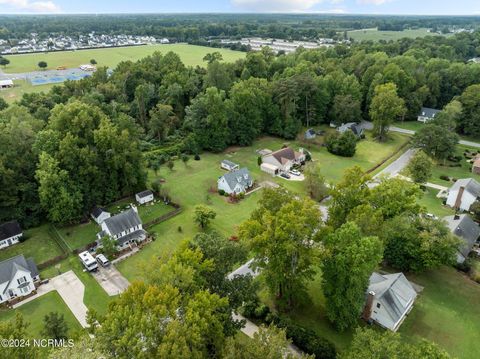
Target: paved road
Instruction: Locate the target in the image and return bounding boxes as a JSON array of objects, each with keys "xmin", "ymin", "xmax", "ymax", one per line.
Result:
[
  {"xmin": 14, "ymin": 271, "xmax": 89, "ymax": 328},
  {"xmin": 373, "ymin": 148, "xmax": 417, "ymax": 180}
]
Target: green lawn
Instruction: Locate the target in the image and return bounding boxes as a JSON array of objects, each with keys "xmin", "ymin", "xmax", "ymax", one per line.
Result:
[
  {"xmin": 347, "ymin": 28, "xmax": 448, "ymax": 42},
  {"xmin": 0, "ymin": 291, "xmax": 83, "ymax": 338},
  {"xmin": 117, "ymin": 133, "xmax": 408, "ymax": 280},
  {"xmin": 417, "ymin": 188, "xmax": 454, "ymax": 218},
  {"xmin": 429, "ymin": 146, "xmax": 480, "ymax": 186},
  {"xmin": 393, "ymin": 120, "xmax": 425, "ymax": 132},
  {"xmin": 0, "ymin": 224, "xmax": 63, "ymax": 265},
  {"xmin": 401, "ymin": 267, "xmax": 480, "ymax": 359},
  {"xmin": 56, "ymin": 221, "xmax": 98, "ymax": 251},
  {"xmin": 0, "ymin": 79, "xmax": 55, "ymax": 103},
  {"xmin": 0, "ymin": 44, "xmax": 245, "ymax": 74}
]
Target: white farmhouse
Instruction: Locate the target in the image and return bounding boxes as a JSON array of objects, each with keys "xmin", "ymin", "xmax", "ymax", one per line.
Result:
[
  {"xmin": 0, "ymin": 255, "xmax": 39, "ymax": 304},
  {"xmin": 218, "ymin": 168, "xmax": 253, "ymax": 195},
  {"xmin": 0, "ymin": 221, "xmax": 23, "ymax": 249},
  {"xmin": 136, "ymin": 190, "xmax": 154, "ymax": 205},
  {"xmin": 261, "ymin": 147, "xmax": 305, "ymax": 174},
  {"xmin": 97, "ymin": 206, "xmax": 146, "ymax": 250},
  {"xmin": 417, "ymin": 107, "xmax": 441, "ymax": 123},
  {"xmin": 362, "ymin": 272, "xmax": 417, "ymax": 332},
  {"xmin": 446, "ymin": 178, "xmax": 480, "ymax": 211}
]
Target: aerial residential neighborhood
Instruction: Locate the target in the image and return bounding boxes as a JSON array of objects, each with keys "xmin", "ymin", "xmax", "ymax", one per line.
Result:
[{"xmin": 1, "ymin": 3, "xmax": 480, "ymax": 359}]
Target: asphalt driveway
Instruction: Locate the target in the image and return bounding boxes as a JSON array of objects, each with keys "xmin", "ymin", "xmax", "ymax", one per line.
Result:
[{"xmin": 92, "ymin": 265, "xmax": 130, "ymax": 296}]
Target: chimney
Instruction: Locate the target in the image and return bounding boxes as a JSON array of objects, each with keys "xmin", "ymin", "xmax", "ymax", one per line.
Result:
[
  {"xmin": 362, "ymin": 291, "xmax": 375, "ymax": 322},
  {"xmin": 454, "ymin": 186, "xmax": 465, "ymax": 211}
]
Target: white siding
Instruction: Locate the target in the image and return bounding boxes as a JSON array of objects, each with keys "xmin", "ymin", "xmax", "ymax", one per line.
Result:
[
  {"xmin": 0, "ymin": 234, "xmax": 21, "ymax": 249},
  {"xmin": 447, "ymin": 190, "xmax": 477, "ymax": 211}
]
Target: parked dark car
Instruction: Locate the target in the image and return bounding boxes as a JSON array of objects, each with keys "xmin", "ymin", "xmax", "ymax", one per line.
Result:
[{"xmin": 280, "ymin": 173, "xmax": 291, "ymax": 179}]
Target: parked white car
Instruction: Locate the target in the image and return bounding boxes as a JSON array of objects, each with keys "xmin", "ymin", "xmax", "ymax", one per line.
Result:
[
  {"xmin": 96, "ymin": 254, "xmax": 110, "ymax": 267},
  {"xmin": 289, "ymin": 169, "xmax": 301, "ymax": 176}
]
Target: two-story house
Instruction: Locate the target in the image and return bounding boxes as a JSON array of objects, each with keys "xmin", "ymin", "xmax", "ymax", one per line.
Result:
[{"xmin": 0, "ymin": 255, "xmax": 39, "ymax": 304}]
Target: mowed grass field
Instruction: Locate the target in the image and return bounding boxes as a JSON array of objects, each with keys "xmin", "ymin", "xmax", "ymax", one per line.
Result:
[
  {"xmin": 347, "ymin": 28, "xmax": 447, "ymax": 42},
  {"xmin": 0, "ymin": 44, "xmax": 245, "ymax": 73},
  {"xmin": 0, "ymin": 80, "xmax": 55, "ymax": 103}
]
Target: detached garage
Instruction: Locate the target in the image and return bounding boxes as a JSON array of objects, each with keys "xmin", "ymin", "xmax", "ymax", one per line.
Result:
[{"xmin": 260, "ymin": 163, "xmax": 279, "ymax": 176}]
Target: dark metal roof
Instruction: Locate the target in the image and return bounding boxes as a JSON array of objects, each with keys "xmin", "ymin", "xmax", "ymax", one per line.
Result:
[
  {"xmin": 444, "ymin": 214, "xmax": 480, "ymax": 257},
  {"xmin": 0, "ymin": 221, "xmax": 22, "ymax": 241},
  {"xmin": 136, "ymin": 190, "xmax": 154, "ymax": 199},
  {"xmin": 91, "ymin": 206, "xmax": 109, "ymax": 219}
]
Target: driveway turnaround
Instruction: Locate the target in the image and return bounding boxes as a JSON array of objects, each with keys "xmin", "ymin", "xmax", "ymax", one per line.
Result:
[
  {"xmin": 13, "ymin": 270, "xmax": 89, "ymax": 328},
  {"xmin": 92, "ymin": 265, "xmax": 130, "ymax": 296}
]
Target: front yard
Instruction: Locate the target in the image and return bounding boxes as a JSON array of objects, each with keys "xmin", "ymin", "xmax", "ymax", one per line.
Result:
[
  {"xmin": 0, "ymin": 291, "xmax": 83, "ymax": 339},
  {"xmin": 429, "ymin": 146, "xmax": 480, "ymax": 186},
  {"xmin": 417, "ymin": 188, "xmax": 455, "ymax": 217}
]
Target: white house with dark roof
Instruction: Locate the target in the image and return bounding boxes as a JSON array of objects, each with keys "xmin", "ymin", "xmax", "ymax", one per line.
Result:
[
  {"xmin": 261, "ymin": 147, "xmax": 305, "ymax": 174},
  {"xmin": 336, "ymin": 122, "xmax": 364, "ymax": 138},
  {"xmin": 218, "ymin": 168, "xmax": 253, "ymax": 195},
  {"xmin": 417, "ymin": 107, "xmax": 441, "ymax": 123},
  {"xmin": 362, "ymin": 272, "xmax": 417, "ymax": 332},
  {"xmin": 0, "ymin": 221, "xmax": 23, "ymax": 250},
  {"xmin": 97, "ymin": 206, "xmax": 146, "ymax": 250},
  {"xmin": 446, "ymin": 178, "xmax": 480, "ymax": 211},
  {"xmin": 0, "ymin": 255, "xmax": 39, "ymax": 304},
  {"xmin": 135, "ymin": 190, "xmax": 154, "ymax": 205},
  {"xmin": 91, "ymin": 207, "xmax": 111, "ymax": 225},
  {"xmin": 443, "ymin": 214, "xmax": 480, "ymax": 264}
]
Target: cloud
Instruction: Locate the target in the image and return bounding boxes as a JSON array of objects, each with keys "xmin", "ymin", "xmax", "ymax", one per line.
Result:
[
  {"xmin": 0, "ymin": 0, "xmax": 61, "ymax": 12},
  {"xmin": 357, "ymin": 0, "xmax": 391, "ymax": 4},
  {"xmin": 231, "ymin": 0, "xmax": 325, "ymax": 12}
]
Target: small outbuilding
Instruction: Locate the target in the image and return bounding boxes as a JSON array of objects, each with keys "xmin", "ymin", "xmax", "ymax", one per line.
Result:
[
  {"xmin": 136, "ymin": 190, "xmax": 154, "ymax": 205},
  {"xmin": 0, "ymin": 79, "xmax": 13, "ymax": 89},
  {"xmin": 304, "ymin": 128, "xmax": 316, "ymax": 140},
  {"xmin": 221, "ymin": 159, "xmax": 239, "ymax": 172},
  {"xmin": 0, "ymin": 221, "xmax": 23, "ymax": 249}
]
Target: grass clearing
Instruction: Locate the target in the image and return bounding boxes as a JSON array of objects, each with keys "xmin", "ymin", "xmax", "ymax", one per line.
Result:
[
  {"xmin": 0, "ymin": 44, "xmax": 245, "ymax": 74},
  {"xmin": 400, "ymin": 267, "xmax": 480, "ymax": 359},
  {"xmin": 0, "ymin": 224, "xmax": 62, "ymax": 265},
  {"xmin": 0, "ymin": 79, "xmax": 55, "ymax": 103},
  {"xmin": 429, "ymin": 145, "xmax": 480, "ymax": 186},
  {"xmin": 0, "ymin": 291, "xmax": 83, "ymax": 338},
  {"xmin": 417, "ymin": 188, "xmax": 454, "ymax": 217},
  {"xmin": 347, "ymin": 28, "xmax": 447, "ymax": 42}
]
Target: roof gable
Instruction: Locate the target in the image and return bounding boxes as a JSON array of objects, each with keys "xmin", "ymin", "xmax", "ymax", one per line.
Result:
[
  {"xmin": 0, "ymin": 255, "xmax": 35, "ymax": 287},
  {"xmin": 450, "ymin": 178, "xmax": 480, "ymax": 198},
  {"xmin": 220, "ymin": 168, "xmax": 252, "ymax": 191},
  {"xmin": 103, "ymin": 208, "xmax": 142, "ymax": 236}
]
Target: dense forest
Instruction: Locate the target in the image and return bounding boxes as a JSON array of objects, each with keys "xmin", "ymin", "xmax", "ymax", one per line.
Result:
[
  {"xmin": 1, "ymin": 28, "xmax": 480, "ymax": 228},
  {"xmin": 0, "ymin": 14, "xmax": 479, "ymax": 42}
]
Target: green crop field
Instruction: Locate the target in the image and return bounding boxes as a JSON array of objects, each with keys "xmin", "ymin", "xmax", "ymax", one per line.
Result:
[
  {"xmin": 347, "ymin": 28, "xmax": 447, "ymax": 42},
  {"xmin": 0, "ymin": 44, "xmax": 245, "ymax": 74}
]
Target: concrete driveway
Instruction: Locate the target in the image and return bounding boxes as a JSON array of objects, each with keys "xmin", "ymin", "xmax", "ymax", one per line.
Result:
[
  {"xmin": 92, "ymin": 265, "xmax": 130, "ymax": 296},
  {"xmin": 13, "ymin": 270, "xmax": 89, "ymax": 328}
]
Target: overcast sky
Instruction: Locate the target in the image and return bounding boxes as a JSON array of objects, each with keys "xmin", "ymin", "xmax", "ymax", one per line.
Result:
[{"xmin": 1, "ymin": 0, "xmax": 480, "ymax": 15}]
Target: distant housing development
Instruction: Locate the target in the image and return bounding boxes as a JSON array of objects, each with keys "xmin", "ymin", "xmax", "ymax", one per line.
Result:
[{"xmin": 220, "ymin": 37, "xmax": 341, "ymax": 54}]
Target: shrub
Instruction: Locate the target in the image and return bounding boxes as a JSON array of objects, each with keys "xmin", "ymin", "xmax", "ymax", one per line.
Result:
[
  {"xmin": 254, "ymin": 304, "xmax": 271, "ymax": 319},
  {"xmin": 439, "ymin": 175, "xmax": 450, "ymax": 181},
  {"xmin": 194, "ymin": 154, "xmax": 201, "ymax": 161},
  {"xmin": 218, "ymin": 189, "xmax": 225, "ymax": 196},
  {"xmin": 325, "ymin": 131, "xmax": 357, "ymax": 157},
  {"xmin": 177, "ymin": 226, "xmax": 182, "ymax": 233},
  {"xmin": 257, "ymin": 156, "xmax": 262, "ymax": 166}
]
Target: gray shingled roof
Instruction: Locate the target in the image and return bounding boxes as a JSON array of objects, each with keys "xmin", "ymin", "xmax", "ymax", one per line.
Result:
[
  {"xmin": 0, "ymin": 221, "xmax": 22, "ymax": 241},
  {"xmin": 443, "ymin": 214, "xmax": 480, "ymax": 257},
  {"xmin": 91, "ymin": 206, "xmax": 109, "ymax": 219},
  {"xmin": 368, "ymin": 272, "xmax": 417, "ymax": 325},
  {"xmin": 103, "ymin": 208, "xmax": 142, "ymax": 237},
  {"xmin": 221, "ymin": 168, "xmax": 252, "ymax": 192},
  {"xmin": 0, "ymin": 255, "xmax": 38, "ymax": 291},
  {"xmin": 449, "ymin": 178, "xmax": 480, "ymax": 198},
  {"xmin": 419, "ymin": 107, "xmax": 441, "ymax": 119}
]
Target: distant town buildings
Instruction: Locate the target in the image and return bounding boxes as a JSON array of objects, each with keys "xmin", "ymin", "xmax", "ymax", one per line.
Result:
[
  {"xmin": 220, "ymin": 37, "xmax": 344, "ymax": 54},
  {"xmin": 0, "ymin": 33, "xmax": 161, "ymax": 55}
]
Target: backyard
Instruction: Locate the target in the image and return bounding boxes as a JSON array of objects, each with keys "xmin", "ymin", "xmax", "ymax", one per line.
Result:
[
  {"xmin": 429, "ymin": 145, "xmax": 480, "ymax": 186},
  {"xmin": 417, "ymin": 188, "xmax": 454, "ymax": 218},
  {"xmin": 0, "ymin": 224, "xmax": 63, "ymax": 265}
]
